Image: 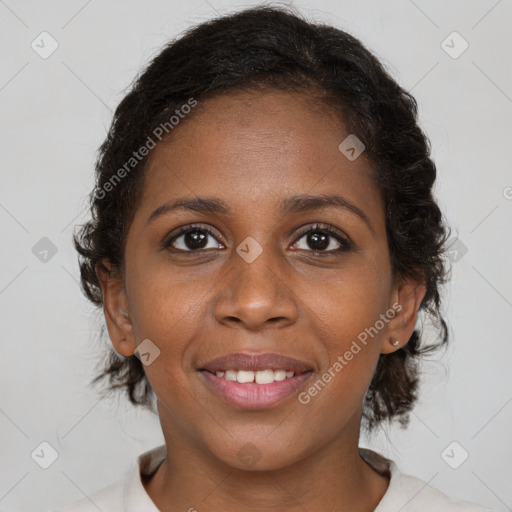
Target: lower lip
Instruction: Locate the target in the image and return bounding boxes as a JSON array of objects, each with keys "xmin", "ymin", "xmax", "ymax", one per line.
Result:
[{"xmin": 199, "ymin": 370, "xmax": 313, "ymax": 410}]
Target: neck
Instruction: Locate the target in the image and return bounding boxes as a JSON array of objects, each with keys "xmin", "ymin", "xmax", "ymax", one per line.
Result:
[{"xmin": 143, "ymin": 414, "xmax": 389, "ymax": 512}]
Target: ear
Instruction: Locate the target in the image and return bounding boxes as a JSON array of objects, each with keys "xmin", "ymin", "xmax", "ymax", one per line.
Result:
[
  {"xmin": 95, "ymin": 258, "xmax": 137, "ymax": 357},
  {"xmin": 380, "ymin": 276, "xmax": 427, "ymax": 354}
]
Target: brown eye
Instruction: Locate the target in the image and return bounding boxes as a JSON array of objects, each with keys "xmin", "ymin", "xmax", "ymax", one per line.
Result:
[
  {"xmin": 306, "ymin": 232, "xmax": 330, "ymax": 250},
  {"xmin": 292, "ymin": 224, "xmax": 352, "ymax": 253},
  {"xmin": 165, "ymin": 226, "xmax": 224, "ymax": 252}
]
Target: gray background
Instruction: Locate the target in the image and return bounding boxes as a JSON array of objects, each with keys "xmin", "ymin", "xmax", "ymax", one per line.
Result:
[{"xmin": 0, "ymin": 0, "xmax": 511, "ymax": 511}]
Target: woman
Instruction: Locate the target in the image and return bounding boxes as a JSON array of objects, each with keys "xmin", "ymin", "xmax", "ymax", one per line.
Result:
[{"xmin": 61, "ymin": 5, "xmax": 493, "ymax": 511}]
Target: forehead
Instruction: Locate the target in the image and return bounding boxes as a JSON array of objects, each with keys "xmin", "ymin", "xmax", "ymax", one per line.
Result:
[{"xmin": 140, "ymin": 89, "xmax": 382, "ymax": 218}]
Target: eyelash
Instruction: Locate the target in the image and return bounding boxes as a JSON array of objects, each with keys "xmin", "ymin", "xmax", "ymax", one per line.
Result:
[{"xmin": 163, "ymin": 223, "xmax": 352, "ymax": 255}]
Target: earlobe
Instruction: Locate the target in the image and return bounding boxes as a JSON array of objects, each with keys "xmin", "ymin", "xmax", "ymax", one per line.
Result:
[
  {"xmin": 381, "ymin": 279, "xmax": 427, "ymax": 354},
  {"xmin": 95, "ymin": 258, "xmax": 136, "ymax": 357}
]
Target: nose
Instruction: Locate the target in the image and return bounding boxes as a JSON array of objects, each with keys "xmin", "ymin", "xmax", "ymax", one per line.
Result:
[{"xmin": 213, "ymin": 247, "xmax": 299, "ymax": 331}]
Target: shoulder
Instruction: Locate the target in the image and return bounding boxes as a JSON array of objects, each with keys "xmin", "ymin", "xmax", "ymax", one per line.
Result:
[
  {"xmin": 50, "ymin": 444, "xmax": 166, "ymax": 512},
  {"xmin": 389, "ymin": 471, "xmax": 495, "ymax": 512},
  {"xmin": 359, "ymin": 448, "xmax": 495, "ymax": 512},
  {"xmin": 51, "ymin": 479, "xmax": 125, "ymax": 512}
]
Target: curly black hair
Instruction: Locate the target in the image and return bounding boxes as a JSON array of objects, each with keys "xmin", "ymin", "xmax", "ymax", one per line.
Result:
[{"xmin": 74, "ymin": 4, "xmax": 450, "ymax": 432}]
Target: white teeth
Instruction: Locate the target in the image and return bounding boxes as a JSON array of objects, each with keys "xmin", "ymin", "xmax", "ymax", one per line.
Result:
[
  {"xmin": 214, "ymin": 369, "xmax": 296, "ymax": 383},
  {"xmin": 237, "ymin": 370, "xmax": 255, "ymax": 383},
  {"xmin": 273, "ymin": 370, "xmax": 287, "ymax": 381},
  {"xmin": 255, "ymin": 370, "xmax": 274, "ymax": 384}
]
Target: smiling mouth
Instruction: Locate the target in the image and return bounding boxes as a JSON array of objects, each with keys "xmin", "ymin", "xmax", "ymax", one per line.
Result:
[{"xmin": 197, "ymin": 352, "xmax": 315, "ymax": 408}]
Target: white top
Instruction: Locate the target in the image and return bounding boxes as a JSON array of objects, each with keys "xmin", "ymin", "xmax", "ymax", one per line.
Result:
[{"xmin": 52, "ymin": 444, "xmax": 494, "ymax": 512}]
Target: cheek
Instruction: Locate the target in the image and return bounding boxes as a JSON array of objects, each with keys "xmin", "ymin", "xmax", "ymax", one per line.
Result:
[
  {"xmin": 304, "ymin": 256, "xmax": 392, "ymax": 346},
  {"xmin": 299, "ymin": 257, "xmax": 391, "ymax": 396},
  {"xmin": 126, "ymin": 253, "xmax": 217, "ymax": 342},
  {"xmin": 124, "ymin": 260, "xmax": 210, "ymax": 409},
  {"xmin": 296, "ymin": 286, "xmax": 387, "ymax": 429}
]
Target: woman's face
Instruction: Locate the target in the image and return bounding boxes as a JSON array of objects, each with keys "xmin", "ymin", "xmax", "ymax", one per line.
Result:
[{"xmin": 101, "ymin": 89, "xmax": 423, "ymax": 470}]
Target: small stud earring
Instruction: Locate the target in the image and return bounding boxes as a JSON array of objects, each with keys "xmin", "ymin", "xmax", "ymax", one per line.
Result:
[
  {"xmin": 391, "ymin": 339, "xmax": 400, "ymax": 347},
  {"xmin": 120, "ymin": 308, "xmax": 130, "ymax": 319}
]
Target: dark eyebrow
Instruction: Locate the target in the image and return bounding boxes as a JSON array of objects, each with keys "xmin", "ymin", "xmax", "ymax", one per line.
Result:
[
  {"xmin": 147, "ymin": 197, "xmax": 229, "ymax": 224},
  {"xmin": 147, "ymin": 194, "xmax": 373, "ymax": 232},
  {"xmin": 282, "ymin": 194, "xmax": 373, "ymax": 232}
]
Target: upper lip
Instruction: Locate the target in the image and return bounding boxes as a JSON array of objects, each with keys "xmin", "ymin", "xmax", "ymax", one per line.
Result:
[{"xmin": 199, "ymin": 352, "xmax": 314, "ymax": 373}]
